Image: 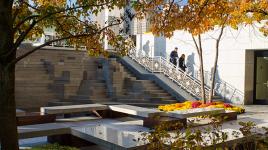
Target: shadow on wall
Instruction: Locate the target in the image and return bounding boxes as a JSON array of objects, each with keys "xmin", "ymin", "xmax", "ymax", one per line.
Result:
[
  {"xmin": 154, "ymin": 36, "xmax": 166, "ymax": 58},
  {"xmin": 212, "ymin": 66, "xmax": 221, "ymax": 93},
  {"xmin": 185, "ymin": 53, "xmax": 221, "ymax": 94},
  {"xmin": 143, "ymin": 40, "xmax": 150, "ymax": 56},
  {"xmin": 186, "ymin": 52, "xmax": 195, "ymax": 76}
]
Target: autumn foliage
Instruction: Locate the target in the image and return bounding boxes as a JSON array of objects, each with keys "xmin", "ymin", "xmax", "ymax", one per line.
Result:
[
  {"xmin": 134, "ymin": 0, "xmax": 267, "ymax": 103},
  {"xmin": 1, "ymin": 1, "xmax": 134, "ymax": 149}
]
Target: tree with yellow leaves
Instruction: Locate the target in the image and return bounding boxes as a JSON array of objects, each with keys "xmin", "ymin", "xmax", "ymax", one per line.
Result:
[
  {"xmin": 0, "ymin": 0, "xmax": 134, "ymax": 149},
  {"xmin": 232, "ymin": 0, "xmax": 268, "ymax": 36},
  {"xmin": 135, "ymin": 0, "xmax": 267, "ymax": 103}
]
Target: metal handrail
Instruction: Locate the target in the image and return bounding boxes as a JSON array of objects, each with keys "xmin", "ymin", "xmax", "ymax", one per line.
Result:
[
  {"xmin": 193, "ymin": 68, "xmax": 244, "ymax": 103},
  {"xmin": 128, "ymin": 48, "xmax": 210, "ymax": 99},
  {"xmin": 128, "ymin": 48, "xmax": 244, "ymax": 104}
]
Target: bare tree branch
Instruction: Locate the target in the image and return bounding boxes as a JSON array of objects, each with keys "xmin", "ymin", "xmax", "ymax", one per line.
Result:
[
  {"xmin": 246, "ymin": 9, "xmax": 268, "ymax": 16},
  {"xmin": 11, "ymin": 19, "xmax": 122, "ymax": 65},
  {"xmin": 162, "ymin": 0, "xmax": 175, "ymax": 27},
  {"xmin": 13, "ymin": 15, "xmax": 39, "ymax": 32},
  {"xmin": 192, "ymin": 35, "xmax": 200, "ymax": 55},
  {"xmin": 13, "ymin": 20, "xmax": 37, "ymax": 49}
]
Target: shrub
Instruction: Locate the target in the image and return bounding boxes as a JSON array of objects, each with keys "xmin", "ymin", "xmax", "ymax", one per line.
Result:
[
  {"xmin": 140, "ymin": 117, "xmax": 268, "ymax": 150},
  {"xmin": 31, "ymin": 143, "xmax": 79, "ymax": 150}
]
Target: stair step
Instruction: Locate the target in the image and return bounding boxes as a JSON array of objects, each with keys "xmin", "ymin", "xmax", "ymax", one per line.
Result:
[
  {"xmin": 83, "ymin": 80, "xmax": 105, "ymax": 83},
  {"xmin": 143, "ymin": 89, "xmax": 166, "ymax": 93},
  {"xmin": 68, "ymin": 95, "xmax": 109, "ymax": 99},
  {"xmin": 66, "ymin": 98, "xmax": 111, "ymax": 103},
  {"xmin": 116, "ymin": 99, "xmax": 178, "ymax": 105},
  {"xmin": 149, "ymin": 93, "xmax": 171, "ymax": 97},
  {"xmin": 144, "ymin": 86, "xmax": 163, "ymax": 90},
  {"xmin": 116, "ymin": 98, "xmax": 148, "ymax": 102},
  {"xmin": 120, "ymin": 103, "xmax": 171, "ymax": 108},
  {"xmin": 15, "ymin": 80, "xmax": 52, "ymax": 83},
  {"xmin": 16, "ymin": 62, "xmax": 45, "ymax": 65},
  {"xmin": 16, "ymin": 63, "xmax": 45, "ymax": 67},
  {"xmin": 15, "ymin": 83, "xmax": 52, "ymax": 86},
  {"xmin": 125, "ymin": 77, "xmax": 136, "ymax": 80},
  {"xmin": 150, "ymin": 96, "xmax": 174, "ymax": 100},
  {"xmin": 47, "ymin": 101, "xmax": 75, "ymax": 106},
  {"xmin": 15, "ymin": 70, "xmax": 47, "ymax": 74},
  {"xmin": 16, "ymin": 75, "xmax": 51, "ymax": 80},
  {"xmin": 69, "ymin": 95, "xmax": 90, "ymax": 99}
]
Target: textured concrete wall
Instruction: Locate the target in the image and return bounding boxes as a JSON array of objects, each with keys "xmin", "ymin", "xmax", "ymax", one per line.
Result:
[
  {"xmin": 15, "ymin": 47, "xmax": 98, "ymax": 111},
  {"xmin": 136, "ymin": 25, "xmax": 268, "ymax": 104}
]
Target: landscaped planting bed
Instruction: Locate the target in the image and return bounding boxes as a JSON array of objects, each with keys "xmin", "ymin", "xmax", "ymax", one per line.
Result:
[{"xmin": 158, "ymin": 101, "xmax": 245, "ymax": 113}]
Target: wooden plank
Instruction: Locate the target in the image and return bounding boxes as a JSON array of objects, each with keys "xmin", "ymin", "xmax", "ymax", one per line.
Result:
[
  {"xmin": 40, "ymin": 104, "xmax": 108, "ymax": 114},
  {"xmin": 17, "ymin": 112, "xmax": 56, "ymax": 126}
]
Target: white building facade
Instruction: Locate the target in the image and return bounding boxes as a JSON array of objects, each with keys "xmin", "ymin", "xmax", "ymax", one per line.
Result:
[{"xmin": 135, "ymin": 25, "xmax": 268, "ymax": 105}]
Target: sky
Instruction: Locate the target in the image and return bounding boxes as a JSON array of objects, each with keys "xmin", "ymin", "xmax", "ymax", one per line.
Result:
[{"xmin": 177, "ymin": 0, "xmax": 188, "ymax": 6}]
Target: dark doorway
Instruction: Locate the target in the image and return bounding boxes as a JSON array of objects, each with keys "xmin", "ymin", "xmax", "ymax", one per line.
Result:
[{"xmin": 254, "ymin": 50, "xmax": 268, "ymax": 104}]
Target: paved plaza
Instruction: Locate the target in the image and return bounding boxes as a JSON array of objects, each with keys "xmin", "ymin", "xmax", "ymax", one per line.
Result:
[{"xmin": 17, "ymin": 105, "xmax": 268, "ymax": 150}]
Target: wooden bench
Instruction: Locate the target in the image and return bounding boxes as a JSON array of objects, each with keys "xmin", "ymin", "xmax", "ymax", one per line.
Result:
[
  {"xmin": 17, "ymin": 112, "xmax": 56, "ymax": 126},
  {"xmin": 16, "ymin": 109, "xmax": 56, "ymax": 126}
]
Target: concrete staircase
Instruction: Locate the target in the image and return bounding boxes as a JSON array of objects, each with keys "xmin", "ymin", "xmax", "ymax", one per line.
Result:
[
  {"xmin": 120, "ymin": 56, "xmax": 224, "ymax": 102},
  {"xmin": 39, "ymin": 51, "xmax": 110, "ymax": 106},
  {"xmin": 15, "ymin": 48, "xmax": 107, "ymax": 110},
  {"xmin": 109, "ymin": 59, "xmax": 178, "ymax": 107},
  {"xmin": 67, "ymin": 79, "xmax": 110, "ymax": 104},
  {"xmin": 15, "ymin": 47, "xmax": 185, "ymax": 111}
]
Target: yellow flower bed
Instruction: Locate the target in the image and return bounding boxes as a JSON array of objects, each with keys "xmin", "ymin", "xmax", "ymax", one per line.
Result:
[{"xmin": 158, "ymin": 101, "xmax": 245, "ymax": 114}]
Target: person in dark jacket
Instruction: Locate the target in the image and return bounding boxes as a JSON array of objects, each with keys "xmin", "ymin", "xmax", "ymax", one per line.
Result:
[
  {"xmin": 170, "ymin": 47, "xmax": 179, "ymax": 67},
  {"xmin": 179, "ymin": 54, "xmax": 187, "ymax": 71}
]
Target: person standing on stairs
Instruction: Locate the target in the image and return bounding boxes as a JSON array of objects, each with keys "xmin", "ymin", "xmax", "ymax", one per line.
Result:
[
  {"xmin": 179, "ymin": 54, "xmax": 187, "ymax": 72},
  {"xmin": 170, "ymin": 47, "xmax": 179, "ymax": 67}
]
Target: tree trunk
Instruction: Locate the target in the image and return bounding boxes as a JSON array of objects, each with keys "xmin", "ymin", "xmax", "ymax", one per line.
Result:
[
  {"xmin": 208, "ymin": 26, "xmax": 225, "ymax": 102},
  {"xmin": 198, "ymin": 46, "xmax": 206, "ymax": 103},
  {"xmin": 0, "ymin": 0, "xmax": 18, "ymax": 149},
  {"xmin": 198, "ymin": 35, "xmax": 206, "ymax": 103},
  {"xmin": 192, "ymin": 34, "xmax": 206, "ymax": 103},
  {"xmin": 0, "ymin": 62, "xmax": 19, "ymax": 150},
  {"xmin": 208, "ymin": 44, "xmax": 219, "ymax": 103}
]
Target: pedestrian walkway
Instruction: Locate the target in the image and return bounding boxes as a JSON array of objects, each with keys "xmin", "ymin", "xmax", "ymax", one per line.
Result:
[{"xmin": 239, "ymin": 105, "xmax": 268, "ymax": 120}]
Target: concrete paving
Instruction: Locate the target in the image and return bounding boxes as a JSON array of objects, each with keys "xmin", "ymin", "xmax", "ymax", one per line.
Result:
[
  {"xmin": 239, "ymin": 105, "xmax": 268, "ymax": 120},
  {"xmin": 18, "ymin": 105, "xmax": 268, "ymax": 150}
]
